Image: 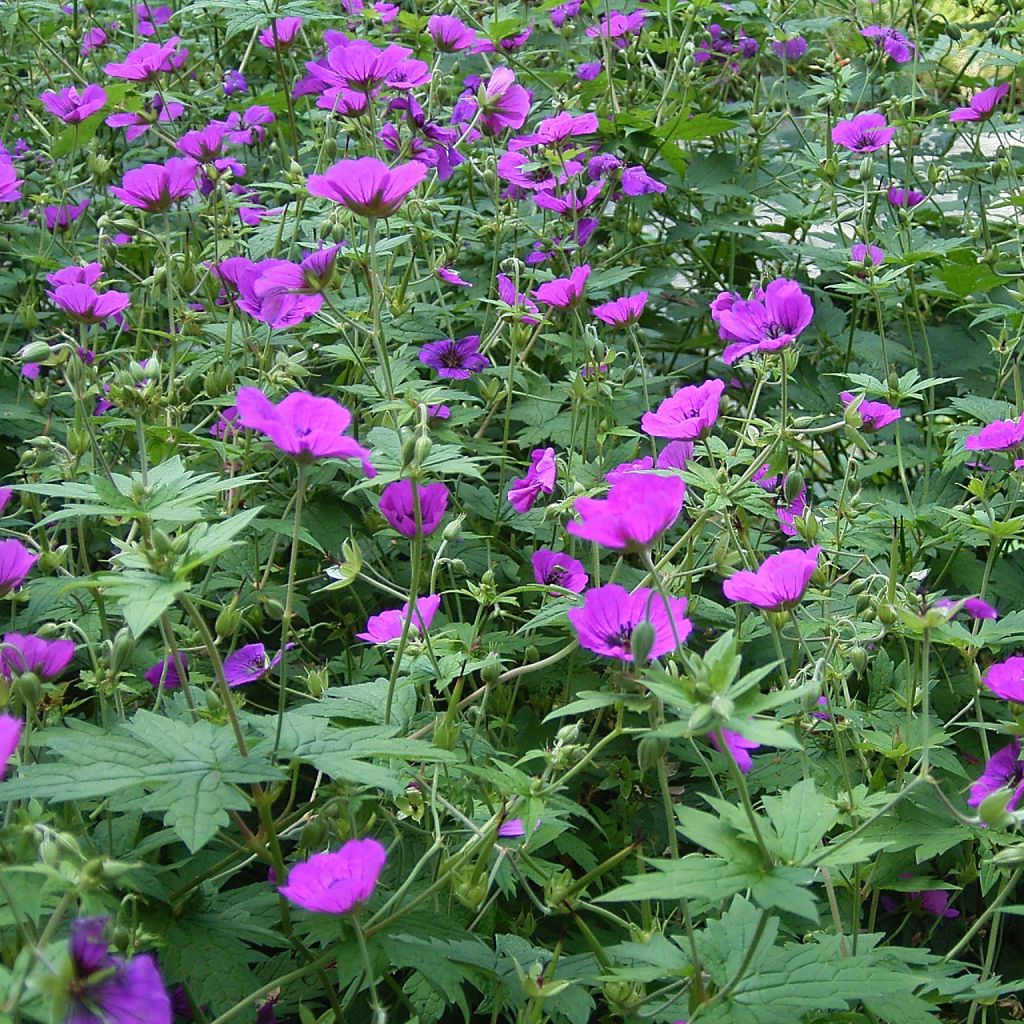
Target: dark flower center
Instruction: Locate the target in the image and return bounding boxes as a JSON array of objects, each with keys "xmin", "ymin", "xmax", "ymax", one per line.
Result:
[
  {"xmin": 544, "ymin": 566, "xmax": 566, "ymax": 585},
  {"xmin": 763, "ymin": 320, "xmax": 788, "ymax": 339},
  {"xmin": 440, "ymin": 343, "xmax": 464, "ymax": 368}
]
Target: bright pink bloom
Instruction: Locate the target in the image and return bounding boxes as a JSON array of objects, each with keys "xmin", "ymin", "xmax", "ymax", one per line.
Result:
[
  {"xmin": 0, "ymin": 540, "xmax": 37, "ymax": 594},
  {"xmin": 0, "ymin": 633, "xmax": 75, "ymax": 681},
  {"xmin": 712, "ymin": 279, "xmax": 814, "ymax": 364},
  {"xmin": 567, "ymin": 474, "xmax": 684, "ymax": 552},
  {"xmin": 709, "ymin": 728, "xmax": 760, "ymax": 773},
  {"xmin": 934, "ymin": 597, "xmax": 999, "ymax": 621},
  {"xmin": 568, "ymin": 584, "xmax": 692, "ymax": 661},
  {"xmin": 840, "ymin": 391, "xmax": 902, "ymax": 430},
  {"xmin": 851, "ymin": 243, "xmax": 885, "ymax": 267},
  {"xmin": 887, "ymin": 185, "xmax": 925, "ymax": 208},
  {"xmin": 657, "ymin": 441, "xmax": 694, "ymax": 471},
  {"xmin": 44, "ymin": 200, "xmax": 91, "ymax": 231},
  {"xmin": 722, "ymin": 547, "xmax": 821, "ymax": 610},
  {"xmin": 621, "ymin": 166, "xmax": 666, "ymax": 196},
  {"xmin": 831, "ymin": 112, "xmax": 895, "ymax": 153},
  {"xmin": 508, "ymin": 448, "xmax": 557, "ymax": 513},
  {"xmin": 752, "ymin": 465, "xmax": 807, "ymax": 538},
  {"xmin": 103, "ymin": 36, "xmax": 185, "ymax": 80},
  {"xmin": 0, "ymin": 154, "xmax": 23, "ymax": 203},
  {"xmin": 642, "ymin": 379, "xmax": 725, "ymax": 440},
  {"xmin": 378, "ymin": 480, "xmax": 449, "ymax": 536},
  {"xmin": 437, "ymin": 266, "xmax": 471, "ymax": 287},
  {"xmin": 477, "ymin": 67, "xmax": 531, "ymax": 135},
  {"xmin": 110, "ymin": 158, "xmax": 198, "ymax": 212},
  {"xmin": 592, "ymin": 291, "xmax": 647, "ymax": 327},
  {"xmin": 532, "ymin": 549, "xmax": 588, "ymax": 593},
  {"xmin": 534, "ymin": 265, "xmax": 590, "ymax": 308},
  {"xmin": 49, "ymin": 283, "xmax": 130, "ymax": 325},
  {"xmin": 968, "ymin": 739, "xmax": 1024, "ymax": 810},
  {"xmin": 259, "ymin": 16, "xmax": 302, "ymax": 49},
  {"xmin": 983, "ymin": 656, "xmax": 1024, "ymax": 701},
  {"xmin": 279, "ymin": 837, "xmax": 387, "ymax": 913},
  {"xmin": 860, "ymin": 26, "xmax": 914, "ymax": 63},
  {"xmin": 428, "ymin": 15, "xmax": 476, "ymax": 51},
  {"xmin": 496, "ymin": 274, "xmax": 540, "ymax": 323},
  {"xmin": 235, "ymin": 388, "xmax": 375, "ymax": 473},
  {"xmin": 950, "ymin": 83, "xmax": 1010, "ymax": 122},
  {"xmin": 965, "ymin": 414, "xmax": 1024, "ymax": 452},
  {"xmin": 40, "ymin": 84, "xmax": 108, "ymax": 123},
  {"xmin": 356, "ymin": 594, "xmax": 442, "ymax": 643},
  {"xmin": 47, "ymin": 263, "xmax": 103, "ymax": 288},
  {"xmin": 137, "ymin": 3, "xmax": 173, "ymax": 36},
  {"xmin": 105, "ymin": 97, "xmax": 184, "ymax": 141},
  {"xmin": 0, "ymin": 715, "xmax": 22, "ymax": 777},
  {"xmin": 307, "ymin": 157, "xmax": 427, "ymax": 217}
]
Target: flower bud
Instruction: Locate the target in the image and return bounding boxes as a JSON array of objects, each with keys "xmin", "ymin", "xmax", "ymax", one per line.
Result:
[
  {"xmin": 480, "ymin": 657, "xmax": 502, "ymax": 685},
  {"xmin": 110, "ymin": 628, "xmax": 135, "ymax": 675},
  {"xmin": 637, "ymin": 734, "xmax": 669, "ymax": 773},
  {"xmin": 215, "ymin": 597, "xmax": 241, "ymax": 639},
  {"xmin": 19, "ymin": 340, "xmax": 53, "ymax": 364},
  {"xmin": 783, "ymin": 471, "xmax": 804, "ymax": 504},
  {"xmin": 434, "ymin": 715, "xmax": 459, "ymax": 751},
  {"xmin": 67, "ymin": 427, "xmax": 91, "ymax": 457},
  {"xmin": 413, "ymin": 435, "xmax": 432, "ymax": 466},
  {"xmin": 307, "ymin": 667, "xmax": 329, "ymax": 698},
  {"xmin": 629, "ymin": 620, "xmax": 657, "ymax": 665},
  {"xmin": 978, "ymin": 787, "xmax": 1017, "ymax": 829}
]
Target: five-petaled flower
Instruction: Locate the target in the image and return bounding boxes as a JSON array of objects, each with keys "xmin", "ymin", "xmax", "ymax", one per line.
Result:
[{"xmin": 279, "ymin": 837, "xmax": 387, "ymax": 913}]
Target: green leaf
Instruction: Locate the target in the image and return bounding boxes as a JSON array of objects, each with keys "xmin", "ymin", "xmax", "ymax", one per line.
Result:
[
  {"xmin": 598, "ymin": 854, "xmax": 762, "ymax": 906},
  {"xmin": 761, "ymin": 779, "xmax": 838, "ymax": 865}
]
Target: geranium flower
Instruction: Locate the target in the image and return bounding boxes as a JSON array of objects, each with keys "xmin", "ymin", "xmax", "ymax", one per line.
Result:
[
  {"xmin": 657, "ymin": 441, "xmax": 694, "ymax": 471},
  {"xmin": 0, "ymin": 715, "xmax": 22, "ymax": 777},
  {"xmin": 419, "ymin": 335, "xmax": 489, "ymax": 379},
  {"xmin": 723, "ymin": 547, "xmax": 821, "ymax": 610},
  {"xmin": 145, "ymin": 653, "xmax": 188, "ymax": 689},
  {"xmin": 103, "ymin": 36, "xmax": 185, "ymax": 80},
  {"xmin": 137, "ymin": 3, "xmax": 173, "ymax": 36},
  {"xmin": 532, "ymin": 549, "xmax": 588, "ymax": 593},
  {"xmin": 49, "ymin": 283, "xmax": 130, "ymax": 325},
  {"xmin": 258, "ymin": 16, "xmax": 302, "ymax": 49},
  {"xmin": 0, "ymin": 540, "xmax": 37, "ymax": 595},
  {"xmin": 568, "ymin": 584, "xmax": 692, "ymax": 661},
  {"xmin": 437, "ymin": 266, "xmax": 471, "ymax": 287},
  {"xmin": 106, "ymin": 96, "xmax": 185, "ymax": 142},
  {"xmin": 709, "ymin": 728, "xmax": 760, "ymax": 773},
  {"xmin": 81, "ymin": 26, "xmax": 109, "ymax": 56},
  {"xmin": 641, "ymin": 379, "xmax": 725, "ymax": 440},
  {"xmin": 621, "ymin": 165, "xmax": 666, "ymax": 196},
  {"xmin": 752, "ymin": 465, "xmax": 807, "ymax": 537},
  {"xmin": 592, "ymin": 291, "xmax": 647, "ymax": 327},
  {"xmin": 476, "ymin": 67, "xmax": 531, "ymax": 135},
  {"xmin": 64, "ymin": 917, "xmax": 172, "ymax": 1024},
  {"xmin": 223, "ymin": 643, "xmax": 292, "ymax": 686},
  {"xmin": 0, "ymin": 153, "xmax": 22, "ymax": 202},
  {"xmin": 40, "ymin": 84, "xmax": 108, "ymax": 123},
  {"xmin": 840, "ymin": 392, "xmax": 902, "ymax": 431},
  {"xmin": 950, "ymin": 83, "xmax": 1010, "ymax": 123},
  {"xmin": 772, "ymin": 36, "xmax": 808, "ymax": 59},
  {"xmin": 933, "ymin": 596, "xmax": 998, "ymax": 621},
  {"xmin": 44, "ymin": 200, "xmax": 91, "ymax": 231},
  {"xmin": 307, "ymin": 157, "xmax": 427, "ymax": 217},
  {"xmin": 508, "ymin": 447, "xmax": 557, "ymax": 513},
  {"xmin": 534, "ymin": 265, "xmax": 591, "ymax": 308},
  {"xmin": 968, "ymin": 739, "xmax": 1024, "ymax": 811},
  {"xmin": 850, "ymin": 243, "xmax": 885, "ymax": 267},
  {"xmin": 235, "ymin": 388, "xmax": 376, "ymax": 474},
  {"xmin": 860, "ymin": 25, "xmax": 914, "ymax": 63},
  {"xmin": 223, "ymin": 69, "xmax": 248, "ymax": 95},
  {"xmin": 496, "ymin": 274, "xmax": 540, "ymax": 323},
  {"xmin": 887, "ymin": 185, "xmax": 925, "ymax": 208},
  {"xmin": 47, "ymin": 263, "xmax": 103, "ymax": 288},
  {"xmin": 0, "ymin": 633, "xmax": 75, "ymax": 681},
  {"xmin": 279, "ymin": 837, "xmax": 387, "ymax": 913},
  {"xmin": 110, "ymin": 158, "xmax": 198, "ymax": 212},
  {"xmin": 831, "ymin": 112, "xmax": 895, "ymax": 153},
  {"xmin": 428, "ymin": 14, "xmax": 476, "ymax": 51},
  {"xmin": 712, "ymin": 279, "xmax": 814, "ymax": 364},
  {"xmin": 964, "ymin": 414, "xmax": 1024, "ymax": 452},
  {"xmin": 378, "ymin": 480, "xmax": 449, "ymax": 536},
  {"xmin": 983, "ymin": 656, "xmax": 1024, "ymax": 701},
  {"xmin": 567, "ymin": 474, "xmax": 685, "ymax": 552},
  {"xmin": 356, "ymin": 594, "xmax": 442, "ymax": 643}
]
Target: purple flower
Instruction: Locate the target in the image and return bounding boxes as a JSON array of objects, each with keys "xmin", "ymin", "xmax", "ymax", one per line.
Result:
[
  {"xmin": 642, "ymin": 379, "xmax": 725, "ymax": 440},
  {"xmin": 551, "ymin": 0, "xmax": 582, "ymax": 27},
  {"xmin": 950, "ymin": 83, "xmax": 1010, "ymax": 123},
  {"xmin": 840, "ymin": 391, "xmax": 902, "ymax": 431},
  {"xmin": 307, "ymin": 157, "xmax": 427, "ymax": 218},
  {"xmin": 110, "ymin": 158, "xmax": 198, "ymax": 212},
  {"xmin": 496, "ymin": 274, "xmax": 540, "ymax": 323},
  {"xmin": 40, "ymin": 84, "xmax": 108, "ymax": 123},
  {"xmin": 0, "ymin": 633, "xmax": 75, "ymax": 682},
  {"xmin": 43, "ymin": 200, "xmax": 91, "ymax": 231},
  {"xmin": 887, "ymin": 185, "xmax": 925, "ymax": 208},
  {"xmin": 428, "ymin": 15, "xmax": 476, "ymax": 52},
  {"xmin": 81, "ymin": 26, "xmax": 109, "ymax": 56},
  {"xmin": 106, "ymin": 97, "xmax": 185, "ymax": 142},
  {"xmin": 709, "ymin": 728, "xmax": 760, "ymax": 773},
  {"xmin": 657, "ymin": 441, "xmax": 694, "ymax": 471},
  {"xmin": 379, "ymin": 479, "xmax": 449, "ymax": 536},
  {"xmin": 752, "ymin": 465, "xmax": 807, "ymax": 537},
  {"xmin": 983, "ymin": 656, "xmax": 1024, "ymax": 701},
  {"xmin": 419, "ymin": 335, "xmax": 489, "ymax": 379},
  {"xmin": 723, "ymin": 547, "xmax": 821, "ymax": 611},
  {"xmin": 235, "ymin": 388, "xmax": 375, "ymax": 473},
  {"xmin": 224, "ymin": 69, "xmax": 248, "ymax": 96},
  {"xmin": 532, "ymin": 549, "xmax": 588, "ymax": 593},
  {"xmin": 223, "ymin": 643, "xmax": 290, "ymax": 687},
  {"xmin": 578, "ymin": 61, "xmax": 604, "ymax": 81},
  {"xmin": 508, "ymin": 447, "xmax": 557, "ymax": 513},
  {"xmin": 145, "ymin": 653, "xmax": 188, "ymax": 690},
  {"xmin": 259, "ymin": 16, "xmax": 302, "ymax": 49},
  {"xmin": 772, "ymin": 36, "xmax": 807, "ymax": 60},
  {"xmin": 568, "ymin": 584, "xmax": 692, "ymax": 661},
  {"xmin": 712, "ymin": 278, "xmax": 814, "ymax": 365},
  {"xmin": 968, "ymin": 739, "xmax": 1024, "ymax": 810},
  {"xmin": 621, "ymin": 166, "xmax": 666, "ymax": 196},
  {"xmin": 476, "ymin": 67, "xmax": 531, "ymax": 135},
  {"xmin": 49, "ymin": 283, "xmax": 131, "ymax": 325},
  {"xmin": 0, "ymin": 488, "xmax": 12, "ymax": 515},
  {"xmin": 103, "ymin": 36, "xmax": 185, "ymax": 80},
  {"xmin": 356, "ymin": 594, "xmax": 442, "ymax": 643},
  {"xmin": 137, "ymin": 3, "xmax": 173, "ymax": 36},
  {"xmin": 498, "ymin": 818, "xmax": 525, "ymax": 837},
  {"xmin": 280, "ymin": 837, "xmax": 387, "ymax": 913},
  {"xmin": 586, "ymin": 10, "xmax": 647, "ymax": 46},
  {"xmin": 860, "ymin": 25, "xmax": 914, "ymax": 63},
  {"xmin": 851, "ymin": 243, "xmax": 885, "ymax": 267},
  {"xmin": 0, "ymin": 540, "xmax": 37, "ymax": 595},
  {"xmin": 566, "ymin": 474, "xmax": 685, "ymax": 552},
  {"xmin": 65, "ymin": 917, "xmax": 171, "ymax": 1024},
  {"xmin": 0, "ymin": 153, "xmax": 22, "ymax": 203},
  {"xmin": 965, "ymin": 414, "xmax": 1024, "ymax": 452},
  {"xmin": 0, "ymin": 715, "xmax": 22, "ymax": 777},
  {"xmin": 592, "ymin": 291, "xmax": 647, "ymax": 327},
  {"xmin": 831, "ymin": 112, "xmax": 895, "ymax": 153},
  {"xmin": 437, "ymin": 266, "xmax": 471, "ymax": 287},
  {"xmin": 47, "ymin": 263, "xmax": 103, "ymax": 288},
  {"xmin": 534, "ymin": 265, "xmax": 591, "ymax": 309}
]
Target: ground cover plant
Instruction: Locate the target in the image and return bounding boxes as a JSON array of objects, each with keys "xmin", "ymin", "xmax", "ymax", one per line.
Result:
[{"xmin": 2, "ymin": 0, "xmax": 1024, "ymax": 1020}]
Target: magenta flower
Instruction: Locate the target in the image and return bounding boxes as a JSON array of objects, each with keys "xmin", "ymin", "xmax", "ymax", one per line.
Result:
[
  {"xmin": 0, "ymin": 540, "xmax": 37, "ymax": 595},
  {"xmin": 968, "ymin": 739, "xmax": 1024, "ymax": 810},
  {"xmin": 437, "ymin": 266, "xmax": 471, "ymax": 287},
  {"xmin": 887, "ymin": 185, "xmax": 925, "ymax": 208},
  {"xmin": 534, "ymin": 265, "xmax": 591, "ymax": 309},
  {"xmin": 950, "ymin": 83, "xmax": 1010, "ymax": 123},
  {"xmin": 307, "ymin": 157, "xmax": 427, "ymax": 218},
  {"xmin": 723, "ymin": 547, "xmax": 821, "ymax": 611},
  {"xmin": 709, "ymin": 728, "xmax": 760, "ymax": 773},
  {"xmin": 508, "ymin": 447, "xmax": 557, "ymax": 514},
  {"xmin": 0, "ymin": 633, "xmax": 75, "ymax": 681},
  {"xmin": 49, "ymin": 283, "xmax": 130, "ymax": 325},
  {"xmin": 657, "ymin": 441, "xmax": 694, "ymax": 471},
  {"xmin": 840, "ymin": 391, "xmax": 902, "ymax": 431},
  {"xmin": 47, "ymin": 263, "xmax": 103, "ymax": 288},
  {"xmin": 44, "ymin": 200, "xmax": 91, "ymax": 232},
  {"xmin": 428, "ymin": 15, "xmax": 476, "ymax": 51},
  {"xmin": 965, "ymin": 414, "xmax": 1024, "ymax": 452},
  {"xmin": 224, "ymin": 69, "xmax": 248, "ymax": 95},
  {"xmin": 259, "ymin": 16, "xmax": 302, "ymax": 49},
  {"xmin": 0, "ymin": 715, "xmax": 22, "ymax": 777},
  {"xmin": 40, "ymin": 84, "xmax": 108, "ymax": 123},
  {"xmin": 223, "ymin": 643, "xmax": 291, "ymax": 687},
  {"xmin": 137, "ymin": 3, "xmax": 173, "ymax": 36},
  {"xmin": 772, "ymin": 36, "xmax": 808, "ymax": 60},
  {"xmin": 236, "ymin": 245, "xmax": 342, "ymax": 327},
  {"xmin": 566, "ymin": 474, "xmax": 685, "ymax": 552},
  {"xmin": 498, "ymin": 818, "xmax": 526, "ymax": 838},
  {"xmin": 983, "ymin": 656, "xmax": 1024, "ymax": 701},
  {"xmin": 235, "ymin": 388, "xmax": 375, "ymax": 474},
  {"xmin": 145, "ymin": 653, "xmax": 188, "ymax": 690},
  {"xmin": 65, "ymin": 917, "xmax": 172, "ymax": 1024},
  {"xmin": 642, "ymin": 379, "xmax": 725, "ymax": 440},
  {"xmin": 752, "ymin": 465, "xmax": 807, "ymax": 537},
  {"xmin": 106, "ymin": 97, "xmax": 185, "ymax": 142},
  {"xmin": 279, "ymin": 837, "xmax": 387, "ymax": 914},
  {"xmin": 712, "ymin": 279, "xmax": 814, "ymax": 364},
  {"xmin": 317, "ymin": 41, "xmax": 427, "ymax": 93},
  {"xmin": 592, "ymin": 291, "xmax": 648, "ymax": 327},
  {"xmin": 110, "ymin": 158, "xmax": 198, "ymax": 212},
  {"xmin": 419, "ymin": 335, "xmax": 489, "ymax": 379},
  {"xmin": 860, "ymin": 25, "xmax": 914, "ymax": 63},
  {"xmin": 0, "ymin": 153, "xmax": 22, "ymax": 203},
  {"xmin": 532, "ymin": 549, "xmax": 588, "ymax": 593},
  {"xmin": 831, "ymin": 112, "xmax": 896, "ymax": 153},
  {"xmin": 621, "ymin": 166, "xmax": 666, "ymax": 196},
  {"xmin": 81, "ymin": 26, "xmax": 109, "ymax": 56},
  {"xmin": 379, "ymin": 479, "xmax": 449, "ymax": 536},
  {"xmin": 356, "ymin": 594, "xmax": 442, "ymax": 643},
  {"xmin": 103, "ymin": 36, "xmax": 185, "ymax": 80},
  {"xmin": 496, "ymin": 273, "xmax": 541, "ymax": 323},
  {"xmin": 851, "ymin": 243, "xmax": 885, "ymax": 267},
  {"xmin": 476, "ymin": 67, "xmax": 531, "ymax": 135},
  {"xmin": 568, "ymin": 584, "xmax": 692, "ymax": 661}
]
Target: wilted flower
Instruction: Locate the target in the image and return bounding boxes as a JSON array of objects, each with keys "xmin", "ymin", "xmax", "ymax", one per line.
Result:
[
  {"xmin": 752, "ymin": 465, "xmax": 807, "ymax": 537},
  {"xmin": 279, "ymin": 837, "xmax": 387, "ymax": 913},
  {"xmin": 531, "ymin": 549, "xmax": 588, "ymax": 593},
  {"xmin": 0, "ymin": 540, "xmax": 37, "ymax": 595},
  {"xmin": 379, "ymin": 479, "xmax": 449, "ymax": 536},
  {"xmin": 840, "ymin": 392, "xmax": 902, "ymax": 431},
  {"xmin": 722, "ymin": 547, "xmax": 821, "ymax": 610},
  {"xmin": 568, "ymin": 584, "xmax": 692, "ymax": 661},
  {"xmin": 64, "ymin": 917, "xmax": 172, "ymax": 1024},
  {"xmin": 709, "ymin": 728, "xmax": 760, "ymax": 773},
  {"xmin": 40, "ymin": 84, "xmax": 108, "ymax": 123},
  {"xmin": 356, "ymin": 594, "xmax": 442, "ymax": 643},
  {"xmin": 235, "ymin": 388, "xmax": 375, "ymax": 474},
  {"xmin": 950, "ymin": 83, "xmax": 1010, "ymax": 122},
  {"xmin": 507, "ymin": 447, "xmax": 557, "ymax": 514},
  {"xmin": 419, "ymin": 335, "xmax": 489, "ymax": 379},
  {"xmin": 307, "ymin": 157, "xmax": 427, "ymax": 217},
  {"xmin": 223, "ymin": 643, "xmax": 291, "ymax": 686},
  {"xmin": 534, "ymin": 265, "xmax": 591, "ymax": 308},
  {"xmin": 964, "ymin": 414, "xmax": 1024, "ymax": 452},
  {"xmin": 110, "ymin": 158, "xmax": 198, "ymax": 212},
  {"xmin": 592, "ymin": 291, "xmax": 647, "ymax": 327},
  {"xmin": 437, "ymin": 266, "xmax": 471, "ymax": 287},
  {"xmin": 831, "ymin": 112, "xmax": 896, "ymax": 153},
  {"xmin": 968, "ymin": 739, "xmax": 1024, "ymax": 811},
  {"xmin": 106, "ymin": 96, "xmax": 185, "ymax": 141},
  {"xmin": 0, "ymin": 715, "xmax": 22, "ymax": 777},
  {"xmin": 567, "ymin": 474, "xmax": 685, "ymax": 552},
  {"xmin": 642, "ymin": 379, "xmax": 725, "ymax": 440},
  {"xmin": 860, "ymin": 25, "xmax": 914, "ymax": 63}
]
